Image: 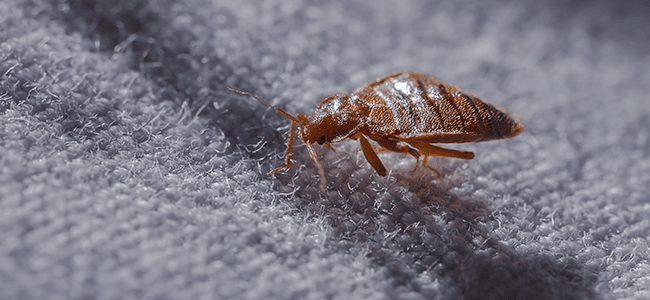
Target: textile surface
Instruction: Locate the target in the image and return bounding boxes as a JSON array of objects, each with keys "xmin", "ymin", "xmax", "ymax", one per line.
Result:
[{"xmin": 1, "ymin": 0, "xmax": 649, "ymax": 299}]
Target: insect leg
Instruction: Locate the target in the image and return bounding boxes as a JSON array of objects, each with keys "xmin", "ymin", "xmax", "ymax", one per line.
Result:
[
  {"xmin": 374, "ymin": 138, "xmax": 420, "ymax": 159},
  {"xmin": 305, "ymin": 142, "xmax": 327, "ymax": 191},
  {"xmin": 269, "ymin": 120, "xmax": 296, "ymax": 175},
  {"xmin": 419, "ymin": 156, "xmax": 441, "ymax": 176},
  {"xmin": 406, "ymin": 141, "xmax": 475, "ymax": 159},
  {"xmin": 359, "ymin": 135, "xmax": 388, "ymax": 176},
  {"xmin": 371, "ymin": 138, "xmax": 424, "ymax": 171}
]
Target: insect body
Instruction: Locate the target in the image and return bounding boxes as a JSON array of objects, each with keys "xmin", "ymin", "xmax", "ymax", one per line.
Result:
[{"xmin": 229, "ymin": 71, "xmax": 524, "ymax": 190}]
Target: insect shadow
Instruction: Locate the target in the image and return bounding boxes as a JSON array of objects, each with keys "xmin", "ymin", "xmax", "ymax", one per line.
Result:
[{"xmin": 302, "ymin": 168, "xmax": 597, "ymax": 300}]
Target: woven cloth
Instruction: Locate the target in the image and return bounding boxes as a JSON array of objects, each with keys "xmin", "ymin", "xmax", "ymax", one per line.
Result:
[{"xmin": 1, "ymin": 1, "xmax": 649, "ymax": 299}]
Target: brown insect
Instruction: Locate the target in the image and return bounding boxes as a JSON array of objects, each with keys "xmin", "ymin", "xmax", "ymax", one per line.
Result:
[{"xmin": 228, "ymin": 71, "xmax": 524, "ymax": 190}]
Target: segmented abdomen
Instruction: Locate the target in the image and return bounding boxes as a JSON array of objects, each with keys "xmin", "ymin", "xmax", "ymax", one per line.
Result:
[{"xmin": 353, "ymin": 72, "xmax": 523, "ymax": 143}]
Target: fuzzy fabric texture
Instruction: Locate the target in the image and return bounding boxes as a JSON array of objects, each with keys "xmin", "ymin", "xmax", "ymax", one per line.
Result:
[{"xmin": 1, "ymin": 0, "xmax": 649, "ymax": 299}]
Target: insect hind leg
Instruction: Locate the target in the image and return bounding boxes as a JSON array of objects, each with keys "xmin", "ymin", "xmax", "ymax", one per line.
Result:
[
  {"xmin": 406, "ymin": 141, "xmax": 474, "ymax": 176},
  {"xmin": 374, "ymin": 138, "xmax": 420, "ymax": 158},
  {"xmin": 372, "ymin": 137, "xmax": 426, "ymax": 172},
  {"xmin": 419, "ymin": 156, "xmax": 441, "ymax": 176},
  {"xmin": 406, "ymin": 141, "xmax": 475, "ymax": 159}
]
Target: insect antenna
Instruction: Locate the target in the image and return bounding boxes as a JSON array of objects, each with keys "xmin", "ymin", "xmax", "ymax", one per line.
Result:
[{"xmin": 227, "ymin": 86, "xmax": 301, "ymax": 124}]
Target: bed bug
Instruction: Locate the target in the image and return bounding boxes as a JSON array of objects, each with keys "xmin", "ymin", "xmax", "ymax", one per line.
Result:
[{"xmin": 228, "ymin": 71, "xmax": 524, "ymax": 190}]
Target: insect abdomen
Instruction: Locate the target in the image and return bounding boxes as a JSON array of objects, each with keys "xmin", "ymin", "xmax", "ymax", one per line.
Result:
[{"xmin": 355, "ymin": 72, "xmax": 523, "ymax": 143}]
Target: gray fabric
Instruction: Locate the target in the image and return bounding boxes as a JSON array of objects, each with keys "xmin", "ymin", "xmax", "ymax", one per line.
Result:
[{"xmin": 1, "ymin": 0, "xmax": 649, "ymax": 299}]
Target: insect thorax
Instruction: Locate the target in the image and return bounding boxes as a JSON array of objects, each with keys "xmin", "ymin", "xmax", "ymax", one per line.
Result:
[{"xmin": 301, "ymin": 93, "xmax": 362, "ymax": 145}]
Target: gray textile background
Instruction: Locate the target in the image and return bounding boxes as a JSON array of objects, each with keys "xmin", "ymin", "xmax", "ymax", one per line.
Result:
[{"xmin": 1, "ymin": 0, "xmax": 649, "ymax": 299}]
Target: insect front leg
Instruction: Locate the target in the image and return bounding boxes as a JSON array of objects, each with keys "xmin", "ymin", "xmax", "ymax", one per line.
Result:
[
  {"xmin": 304, "ymin": 142, "xmax": 327, "ymax": 191},
  {"xmin": 269, "ymin": 120, "xmax": 297, "ymax": 175}
]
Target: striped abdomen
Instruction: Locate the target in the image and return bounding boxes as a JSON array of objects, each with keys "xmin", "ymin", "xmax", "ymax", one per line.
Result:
[{"xmin": 352, "ymin": 72, "xmax": 524, "ymax": 143}]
